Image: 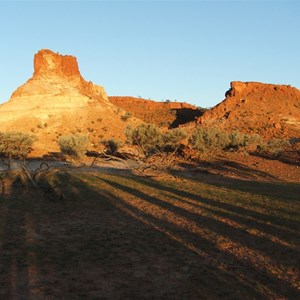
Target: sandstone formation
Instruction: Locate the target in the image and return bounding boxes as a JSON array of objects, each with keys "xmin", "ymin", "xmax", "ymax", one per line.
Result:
[
  {"xmin": 197, "ymin": 81, "xmax": 300, "ymax": 139},
  {"xmin": 109, "ymin": 96, "xmax": 205, "ymax": 128},
  {"xmin": 4, "ymin": 49, "xmax": 109, "ymax": 116},
  {"xmin": 0, "ymin": 49, "xmax": 140, "ymax": 154}
]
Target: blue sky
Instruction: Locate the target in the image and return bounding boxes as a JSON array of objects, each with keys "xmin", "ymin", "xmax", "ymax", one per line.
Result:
[{"xmin": 0, "ymin": 1, "xmax": 299, "ymax": 108}]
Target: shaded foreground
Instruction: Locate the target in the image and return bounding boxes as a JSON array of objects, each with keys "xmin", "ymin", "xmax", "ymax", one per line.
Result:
[{"xmin": 0, "ymin": 169, "xmax": 299, "ymax": 299}]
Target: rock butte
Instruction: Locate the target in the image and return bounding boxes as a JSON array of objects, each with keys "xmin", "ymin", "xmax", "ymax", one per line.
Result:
[{"xmin": 1, "ymin": 49, "xmax": 109, "ymax": 120}]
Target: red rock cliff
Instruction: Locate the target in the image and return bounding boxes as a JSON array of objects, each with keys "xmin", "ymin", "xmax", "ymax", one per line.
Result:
[
  {"xmin": 10, "ymin": 49, "xmax": 108, "ymax": 102},
  {"xmin": 33, "ymin": 49, "xmax": 82, "ymax": 79},
  {"xmin": 197, "ymin": 81, "xmax": 300, "ymax": 139}
]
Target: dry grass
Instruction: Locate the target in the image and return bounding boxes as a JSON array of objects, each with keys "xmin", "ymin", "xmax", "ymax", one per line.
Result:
[{"xmin": 0, "ymin": 169, "xmax": 299, "ymax": 299}]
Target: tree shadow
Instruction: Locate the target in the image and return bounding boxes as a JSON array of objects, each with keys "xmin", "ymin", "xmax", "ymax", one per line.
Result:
[
  {"xmin": 178, "ymin": 159, "xmax": 280, "ymax": 182},
  {"xmin": 0, "ymin": 175, "xmax": 30, "ymax": 299},
  {"xmin": 0, "ymin": 171, "xmax": 299, "ymax": 299},
  {"xmin": 126, "ymin": 174, "xmax": 300, "ymax": 238},
  {"xmin": 176, "ymin": 160, "xmax": 300, "ymax": 201},
  {"xmin": 101, "ymin": 176, "xmax": 299, "ymax": 264},
  {"xmin": 94, "ymin": 173, "xmax": 299, "ymax": 298},
  {"xmin": 250, "ymin": 150, "xmax": 300, "ymax": 167}
]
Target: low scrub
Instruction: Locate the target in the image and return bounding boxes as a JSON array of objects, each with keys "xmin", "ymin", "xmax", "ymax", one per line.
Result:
[
  {"xmin": 125, "ymin": 124, "xmax": 162, "ymax": 157},
  {"xmin": 101, "ymin": 139, "xmax": 122, "ymax": 155},
  {"xmin": 0, "ymin": 131, "xmax": 36, "ymax": 169},
  {"xmin": 58, "ymin": 134, "xmax": 89, "ymax": 159},
  {"xmin": 189, "ymin": 127, "xmax": 262, "ymax": 154},
  {"xmin": 257, "ymin": 138, "xmax": 290, "ymax": 157},
  {"xmin": 125, "ymin": 124, "xmax": 187, "ymax": 157}
]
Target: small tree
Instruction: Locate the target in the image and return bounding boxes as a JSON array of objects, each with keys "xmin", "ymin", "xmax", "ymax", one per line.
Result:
[
  {"xmin": 58, "ymin": 134, "xmax": 89, "ymax": 159},
  {"xmin": 0, "ymin": 131, "xmax": 36, "ymax": 169}
]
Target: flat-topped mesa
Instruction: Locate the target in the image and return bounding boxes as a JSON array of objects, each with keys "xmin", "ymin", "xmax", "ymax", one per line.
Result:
[
  {"xmin": 225, "ymin": 81, "xmax": 298, "ymax": 98},
  {"xmin": 9, "ymin": 49, "xmax": 108, "ymax": 102},
  {"xmin": 33, "ymin": 49, "xmax": 82, "ymax": 79},
  {"xmin": 197, "ymin": 81, "xmax": 300, "ymax": 139}
]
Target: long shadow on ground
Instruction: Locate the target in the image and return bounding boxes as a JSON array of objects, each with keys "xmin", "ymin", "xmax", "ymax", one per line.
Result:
[{"xmin": 0, "ymin": 171, "xmax": 299, "ymax": 299}]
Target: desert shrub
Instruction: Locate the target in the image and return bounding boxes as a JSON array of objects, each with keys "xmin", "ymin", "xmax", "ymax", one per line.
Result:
[
  {"xmin": 101, "ymin": 139, "xmax": 122, "ymax": 155},
  {"xmin": 258, "ymin": 138, "xmax": 289, "ymax": 157},
  {"xmin": 228, "ymin": 131, "xmax": 262, "ymax": 150},
  {"xmin": 0, "ymin": 131, "xmax": 36, "ymax": 168},
  {"xmin": 189, "ymin": 127, "xmax": 230, "ymax": 153},
  {"xmin": 189, "ymin": 126, "xmax": 263, "ymax": 154},
  {"xmin": 228, "ymin": 131, "xmax": 246, "ymax": 149},
  {"xmin": 125, "ymin": 124, "xmax": 163, "ymax": 156},
  {"xmin": 58, "ymin": 134, "xmax": 89, "ymax": 159},
  {"xmin": 121, "ymin": 112, "xmax": 132, "ymax": 121},
  {"xmin": 162, "ymin": 128, "xmax": 187, "ymax": 152}
]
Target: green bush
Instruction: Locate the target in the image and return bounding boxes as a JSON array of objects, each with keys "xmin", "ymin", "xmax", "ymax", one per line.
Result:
[
  {"xmin": 189, "ymin": 127, "xmax": 230, "ymax": 152},
  {"xmin": 258, "ymin": 138, "xmax": 289, "ymax": 157},
  {"xmin": 0, "ymin": 131, "xmax": 36, "ymax": 168},
  {"xmin": 58, "ymin": 134, "xmax": 89, "ymax": 159},
  {"xmin": 228, "ymin": 131, "xmax": 261, "ymax": 150},
  {"xmin": 125, "ymin": 124, "xmax": 163, "ymax": 156},
  {"xmin": 162, "ymin": 128, "xmax": 187, "ymax": 151},
  {"xmin": 189, "ymin": 127, "xmax": 262, "ymax": 153}
]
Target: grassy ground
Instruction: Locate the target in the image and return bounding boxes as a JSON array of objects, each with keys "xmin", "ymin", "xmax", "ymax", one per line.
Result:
[{"xmin": 0, "ymin": 169, "xmax": 299, "ymax": 299}]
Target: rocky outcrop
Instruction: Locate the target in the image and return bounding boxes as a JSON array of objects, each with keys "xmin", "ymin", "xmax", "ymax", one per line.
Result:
[
  {"xmin": 197, "ymin": 81, "xmax": 300, "ymax": 139},
  {"xmin": 10, "ymin": 49, "xmax": 108, "ymax": 102},
  {"xmin": 0, "ymin": 49, "xmax": 140, "ymax": 155}
]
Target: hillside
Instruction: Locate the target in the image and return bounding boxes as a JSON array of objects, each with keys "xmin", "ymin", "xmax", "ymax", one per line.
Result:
[
  {"xmin": 197, "ymin": 81, "xmax": 300, "ymax": 139},
  {"xmin": 109, "ymin": 96, "xmax": 205, "ymax": 128},
  {"xmin": 0, "ymin": 50, "xmax": 141, "ymax": 155}
]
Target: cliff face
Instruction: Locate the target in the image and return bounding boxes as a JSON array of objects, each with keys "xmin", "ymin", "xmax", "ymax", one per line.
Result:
[
  {"xmin": 10, "ymin": 49, "xmax": 108, "ymax": 102},
  {"xmin": 33, "ymin": 49, "xmax": 81, "ymax": 79},
  {"xmin": 197, "ymin": 81, "xmax": 300, "ymax": 139}
]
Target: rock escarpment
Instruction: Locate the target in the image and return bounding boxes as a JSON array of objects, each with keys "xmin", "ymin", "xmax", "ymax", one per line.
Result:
[{"xmin": 197, "ymin": 81, "xmax": 300, "ymax": 139}]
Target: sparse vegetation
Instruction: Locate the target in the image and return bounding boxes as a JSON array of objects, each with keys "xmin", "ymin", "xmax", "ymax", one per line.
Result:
[
  {"xmin": 189, "ymin": 127, "xmax": 230, "ymax": 153},
  {"xmin": 189, "ymin": 127, "xmax": 262, "ymax": 154},
  {"xmin": 125, "ymin": 124, "xmax": 163, "ymax": 157},
  {"xmin": 58, "ymin": 134, "xmax": 89, "ymax": 159},
  {"xmin": 162, "ymin": 128, "xmax": 187, "ymax": 152},
  {"xmin": 101, "ymin": 138, "xmax": 122, "ymax": 155},
  {"xmin": 258, "ymin": 138, "xmax": 290, "ymax": 157},
  {"xmin": 121, "ymin": 111, "xmax": 132, "ymax": 121},
  {"xmin": 0, "ymin": 131, "xmax": 36, "ymax": 169}
]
